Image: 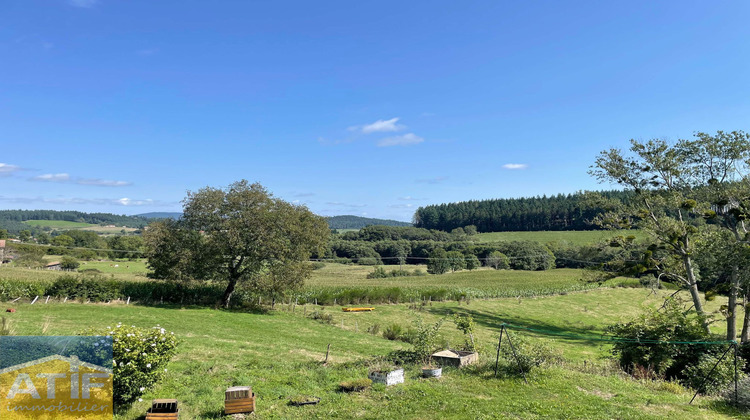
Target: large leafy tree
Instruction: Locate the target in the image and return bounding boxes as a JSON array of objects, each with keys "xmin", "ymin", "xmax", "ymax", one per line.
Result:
[
  {"xmin": 591, "ymin": 131, "xmax": 750, "ymax": 337},
  {"xmin": 144, "ymin": 180, "xmax": 329, "ymax": 308},
  {"xmin": 591, "ymin": 138, "xmax": 710, "ymax": 330}
]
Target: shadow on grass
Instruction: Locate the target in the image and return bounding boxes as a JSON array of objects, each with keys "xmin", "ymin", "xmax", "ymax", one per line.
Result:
[{"xmin": 428, "ymin": 306, "xmax": 607, "ymax": 347}]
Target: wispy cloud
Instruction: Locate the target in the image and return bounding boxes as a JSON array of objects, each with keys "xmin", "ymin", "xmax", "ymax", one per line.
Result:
[
  {"xmin": 350, "ymin": 117, "xmax": 406, "ymax": 134},
  {"xmin": 31, "ymin": 173, "xmax": 70, "ymax": 182},
  {"xmin": 0, "ymin": 195, "xmax": 172, "ymax": 207},
  {"xmin": 398, "ymin": 196, "xmax": 425, "ymax": 201},
  {"xmin": 378, "ymin": 133, "xmax": 424, "ymax": 147},
  {"xmin": 294, "ymin": 192, "xmax": 316, "ymax": 198},
  {"xmin": 76, "ymin": 178, "xmax": 132, "ymax": 187},
  {"xmin": 415, "ymin": 176, "xmax": 448, "ymax": 184},
  {"xmin": 389, "ymin": 203, "xmax": 414, "ymax": 209},
  {"xmin": 69, "ymin": 0, "xmax": 98, "ymax": 8},
  {"xmin": 0, "ymin": 163, "xmax": 22, "ymax": 177},
  {"xmin": 502, "ymin": 163, "xmax": 528, "ymax": 170}
]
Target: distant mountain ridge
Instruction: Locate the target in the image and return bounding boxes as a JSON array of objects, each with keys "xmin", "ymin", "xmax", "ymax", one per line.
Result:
[
  {"xmin": 0, "ymin": 210, "xmax": 411, "ymax": 234},
  {"xmin": 0, "ymin": 210, "xmax": 150, "ymax": 234},
  {"xmin": 327, "ymin": 215, "xmax": 411, "ymax": 229}
]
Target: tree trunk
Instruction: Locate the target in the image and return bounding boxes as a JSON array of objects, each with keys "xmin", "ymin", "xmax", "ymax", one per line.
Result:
[
  {"xmin": 221, "ymin": 277, "xmax": 238, "ymax": 308},
  {"xmin": 727, "ymin": 264, "xmax": 740, "ymax": 341},
  {"xmin": 683, "ymin": 254, "xmax": 710, "ymax": 333}
]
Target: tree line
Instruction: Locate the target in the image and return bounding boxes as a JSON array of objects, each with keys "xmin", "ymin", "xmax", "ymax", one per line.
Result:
[
  {"xmin": 413, "ymin": 190, "xmax": 634, "ymax": 232},
  {"xmin": 0, "ymin": 210, "xmax": 150, "ymax": 234}
]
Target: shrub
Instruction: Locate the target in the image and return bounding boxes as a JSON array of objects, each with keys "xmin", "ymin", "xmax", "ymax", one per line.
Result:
[
  {"xmin": 453, "ymin": 314, "xmax": 476, "ymax": 352},
  {"xmin": 60, "ymin": 256, "xmax": 80, "ymax": 270},
  {"xmin": 366, "ymin": 323, "xmax": 381, "ymax": 335},
  {"xmin": 310, "ymin": 262, "xmax": 326, "ymax": 270},
  {"xmin": 723, "ymin": 375, "xmax": 750, "ymax": 409},
  {"xmin": 500, "ymin": 332, "xmax": 562, "ymax": 374},
  {"xmin": 367, "ymin": 266, "xmax": 389, "ymax": 279},
  {"xmin": 309, "ymin": 309, "xmax": 333, "ymax": 324},
  {"xmin": 411, "ymin": 317, "xmax": 444, "ymax": 363},
  {"xmin": 607, "ymin": 297, "xmax": 711, "ymax": 379},
  {"xmin": 339, "ymin": 378, "xmax": 372, "ymax": 392},
  {"xmin": 683, "ymin": 349, "xmax": 745, "ymax": 395},
  {"xmin": 47, "ymin": 274, "xmax": 121, "ymax": 302},
  {"xmin": 383, "ymin": 323, "xmax": 404, "ymax": 341},
  {"xmin": 81, "ymin": 324, "xmax": 178, "ymax": 405}
]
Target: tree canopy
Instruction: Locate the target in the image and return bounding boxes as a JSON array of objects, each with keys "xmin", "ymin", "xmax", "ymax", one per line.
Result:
[{"xmin": 144, "ymin": 180, "xmax": 329, "ymax": 307}]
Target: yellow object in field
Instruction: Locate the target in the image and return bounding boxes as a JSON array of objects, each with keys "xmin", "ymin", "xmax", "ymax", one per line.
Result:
[{"xmin": 342, "ymin": 307, "xmax": 374, "ymax": 312}]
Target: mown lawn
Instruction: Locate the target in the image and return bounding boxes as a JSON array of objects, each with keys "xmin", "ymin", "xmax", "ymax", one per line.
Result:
[{"xmin": 1, "ymin": 287, "xmax": 744, "ymax": 419}]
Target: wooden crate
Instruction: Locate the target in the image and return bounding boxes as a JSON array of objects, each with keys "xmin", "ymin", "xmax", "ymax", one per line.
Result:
[
  {"xmin": 431, "ymin": 350, "xmax": 479, "ymax": 367},
  {"xmin": 225, "ymin": 386, "xmax": 255, "ymax": 415},
  {"xmin": 146, "ymin": 399, "xmax": 179, "ymax": 420}
]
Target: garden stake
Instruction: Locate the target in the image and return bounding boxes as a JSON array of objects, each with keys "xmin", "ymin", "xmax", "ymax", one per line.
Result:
[
  {"xmin": 689, "ymin": 344, "xmax": 733, "ymax": 404},
  {"xmin": 324, "ymin": 343, "xmax": 331, "ymax": 364},
  {"xmin": 31, "ymin": 296, "xmax": 39, "ymax": 305},
  {"xmin": 505, "ymin": 328, "xmax": 528, "ymax": 384}
]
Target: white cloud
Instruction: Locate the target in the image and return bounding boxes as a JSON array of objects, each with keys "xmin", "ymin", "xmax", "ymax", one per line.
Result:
[
  {"xmin": 389, "ymin": 203, "xmax": 414, "ymax": 209},
  {"xmin": 0, "ymin": 195, "xmax": 171, "ymax": 207},
  {"xmin": 117, "ymin": 198, "xmax": 154, "ymax": 206},
  {"xmin": 0, "ymin": 163, "xmax": 21, "ymax": 176},
  {"xmin": 398, "ymin": 196, "xmax": 424, "ymax": 201},
  {"xmin": 355, "ymin": 117, "xmax": 406, "ymax": 134},
  {"xmin": 69, "ymin": 0, "xmax": 98, "ymax": 8},
  {"xmin": 378, "ymin": 133, "xmax": 424, "ymax": 147},
  {"xmin": 76, "ymin": 178, "xmax": 132, "ymax": 187},
  {"xmin": 502, "ymin": 163, "xmax": 528, "ymax": 170},
  {"xmin": 31, "ymin": 173, "xmax": 70, "ymax": 182}
]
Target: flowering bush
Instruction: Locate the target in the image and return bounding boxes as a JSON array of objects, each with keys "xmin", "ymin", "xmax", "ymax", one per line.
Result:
[{"xmin": 81, "ymin": 324, "xmax": 178, "ymax": 405}]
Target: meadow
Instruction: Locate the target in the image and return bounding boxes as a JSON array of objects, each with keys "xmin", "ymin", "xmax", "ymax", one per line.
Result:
[
  {"xmin": 474, "ymin": 229, "xmax": 648, "ymax": 245},
  {"xmin": 22, "ymin": 219, "xmax": 138, "ymax": 234},
  {"xmin": 2, "ymin": 287, "xmax": 742, "ymax": 419},
  {"xmin": 0, "ymin": 255, "xmax": 745, "ymax": 418}
]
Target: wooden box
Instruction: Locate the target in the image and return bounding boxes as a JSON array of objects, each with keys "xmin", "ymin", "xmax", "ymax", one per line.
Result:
[
  {"xmin": 431, "ymin": 350, "xmax": 479, "ymax": 367},
  {"xmin": 225, "ymin": 386, "xmax": 255, "ymax": 415},
  {"xmin": 146, "ymin": 399, "xmax": 179, "ymax": 420}
]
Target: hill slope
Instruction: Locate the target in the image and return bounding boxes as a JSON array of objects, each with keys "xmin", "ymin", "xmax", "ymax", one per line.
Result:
[{"xmin": 327, "ymin": 215, "xmax": 411, "ymax": 229}]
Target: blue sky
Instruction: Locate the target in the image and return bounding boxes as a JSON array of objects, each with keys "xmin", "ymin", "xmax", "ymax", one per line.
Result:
[{"xmin": 1, "ymin": 1, "xmax": 749, "ymax": 222}]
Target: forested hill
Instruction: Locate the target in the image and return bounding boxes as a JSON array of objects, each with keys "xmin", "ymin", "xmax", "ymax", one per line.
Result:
[
  {"xmin": 327, "ymin": 215, "xmax": 411, "ymax": 229},
  {"xmin": 0, "ymin": 210, "xmax": 149, "ymax": 233},
  {"xmin": 413, "ymin": 190, "xmax": 633, "ymax": 232}
]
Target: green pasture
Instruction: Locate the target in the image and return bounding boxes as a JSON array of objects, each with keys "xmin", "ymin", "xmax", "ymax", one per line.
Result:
[
  {"xmin": 311, "ymin": 265, "xmax": 588, "ymax": 289},
  {"xmin": 1, "ymin": 287, "xmax": 742, "ymax": 419},
  {"xmin": 23, "ymin": 219, "xmax": 95, "ymax": 229},
  {"xmin": 474, "ymin": 229, "xmax": 648, "ymax": 246}
]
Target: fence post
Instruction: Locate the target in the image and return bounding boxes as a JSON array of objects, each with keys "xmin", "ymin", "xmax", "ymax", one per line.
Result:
[{"xmin": 494, "ymin": 326, "xmax": 504, "ymax": 377}]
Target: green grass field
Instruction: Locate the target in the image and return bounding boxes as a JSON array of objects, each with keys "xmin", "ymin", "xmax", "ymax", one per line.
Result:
[
  {"xmin": 23, "ymin": 219, "xmax": 95, "ymax": 228},
  {"xmin": 1, "ymin": 287, "xmax": 742, "ymax": 419},
  {"xmin": 310, "ymin": 264, "xmax": 590, "ymax": 289},
  {"xmin": 21, "ymin": 219, "xmax": 138, "ymax": 234},
  {"xmin": 474, "ymin": 229, "xmax": 648, "ymax": 245}
]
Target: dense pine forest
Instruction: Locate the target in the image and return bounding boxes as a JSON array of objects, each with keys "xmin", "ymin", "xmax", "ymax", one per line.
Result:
[{"xmin": 413, "ymin": 190, "xmax": 633, "ymax": 232}]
